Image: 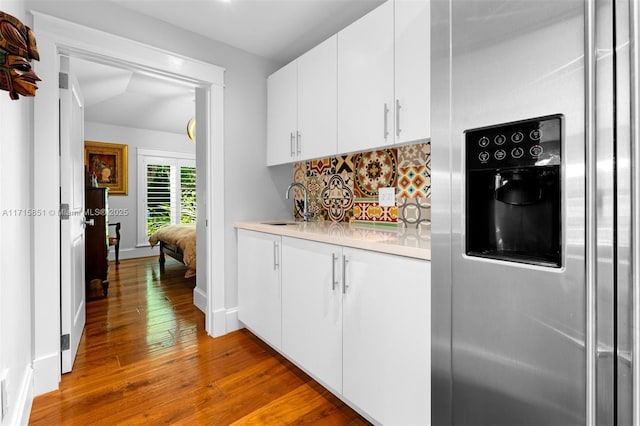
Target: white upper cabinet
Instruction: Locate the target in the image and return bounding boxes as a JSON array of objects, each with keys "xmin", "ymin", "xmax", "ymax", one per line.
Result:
[
  {"xmin": 338, "ymin": 0, "xmax": 430, "ymax": 153},
  {"xmin": 395, "ymin": 0, "xmax": 430, "ymax": 144},
  {"xmin": 267, "ymin": 60, "xmax": 297, "ymax": 166},
  {"xmin": 337, "ymin": 0, "xmax": 394, "ymax": 154},
  {"xmin": 298, "ymin": 35, "xmax": 338, "ymax": 161},
  {"xmin": 267, "ymin": 35, "xmax": 337, "ymax": 166},
  {"xmin": 268, "ymin": 0, "xmax": 430, "ymax": 163}
]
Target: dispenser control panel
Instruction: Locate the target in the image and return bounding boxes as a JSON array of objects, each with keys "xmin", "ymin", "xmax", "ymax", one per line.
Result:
[{"xmin": 466, "ymin": 114, "xmax": 562, "ymax": 171}]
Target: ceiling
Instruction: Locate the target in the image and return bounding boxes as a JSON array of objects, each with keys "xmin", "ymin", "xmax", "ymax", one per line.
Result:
[{"xmin": 68, "ymin": 0, "xmax": 385, "ymax": 135}]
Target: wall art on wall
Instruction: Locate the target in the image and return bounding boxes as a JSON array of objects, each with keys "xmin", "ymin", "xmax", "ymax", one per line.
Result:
[
  {"xmin": 84, "ymin": 141, "xmax": 128, "ymax": 195},
  {"xmin": 0, "ymin": 11, "xmax": 41, "ymax": 100}
]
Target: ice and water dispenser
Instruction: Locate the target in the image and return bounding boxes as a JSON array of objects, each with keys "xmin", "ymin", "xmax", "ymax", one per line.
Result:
[{"xmin": 465, "ymin": 115, "xmax": 562, "ymax": 267}]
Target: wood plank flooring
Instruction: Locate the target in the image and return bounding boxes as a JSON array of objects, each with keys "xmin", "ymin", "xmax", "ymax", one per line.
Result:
[{"xmin": 30, "ymin": 256, "xmax": 369, "ymax": 425}]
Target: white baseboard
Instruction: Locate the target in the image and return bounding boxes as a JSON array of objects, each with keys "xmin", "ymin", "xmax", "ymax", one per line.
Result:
[
  {"xmin": 193, "ymin": 287, "xmax": 206, "ymax": 314},
  {"xmin": 211, "ymin": 308, "xmax": 227, "ymax": 337},
  {"xmin": 209, "ymin": 307, "xmax": 241, "ymax": 338},
  {"xmin": 32, "ymin": 352, "xmax": 59, "ymax": 396},
  {"xmin": 108, "ymin": 247, "xmax": 158, "ymax": 262},
  {"xmin": 225, "ymin": 307, "xmax": 241, "ymax": 333},
  {"xmin": 6, "ymin": 366, "xmax": 34, "ymax": 426}
]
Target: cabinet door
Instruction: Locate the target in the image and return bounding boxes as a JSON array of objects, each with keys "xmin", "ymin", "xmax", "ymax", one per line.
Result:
[
  {"xmin": 281, "ymin": 238, "xmax": 343, "ymax": 393},
  {"xmin": 395, "ymin": 0, "xmax": 430, "ymax": 144},
  {"xmin": 337, "ymin": 0, "xmax": 394, "ymax": 153},
  {"xmin": 237, "ymin": 230, "xmax": 282, "ymax": 349},
  {"xmin": 267, "ymin": 60, "xmax": 297, "ymax": 166},
  {"xmin": 342, "ymin": 248, "xmax": 431, "ymax": 425},
  {"xmin": 298, "ymin": 35, "xmax": 338, "ymax": 161}
]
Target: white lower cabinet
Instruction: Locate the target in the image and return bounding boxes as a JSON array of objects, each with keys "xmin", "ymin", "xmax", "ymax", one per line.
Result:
[
  {"xmin": 238, "ymin": 231, "xmax": 430, "ymax": 425},
  {"xmin": 342, "ymin": 247, "xmax": 431, "ymax": 426},
  {"xmin": 281, "ymin": 237, "xmax": 343, "ymax": 393},
  {"xmin": 237, "ymin": 229, "xmax": 282, "ymax": 350}
]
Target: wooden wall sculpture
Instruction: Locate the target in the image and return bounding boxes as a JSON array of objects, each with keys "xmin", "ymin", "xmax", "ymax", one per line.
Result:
[{"xmin": 0, "ymin": 11, "xmax": 40, "ymax": 100}]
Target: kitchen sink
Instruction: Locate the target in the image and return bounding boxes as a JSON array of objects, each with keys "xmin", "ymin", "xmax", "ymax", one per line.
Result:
[{"xmin": 260, "ymin": 221, "xmax": 300, "ymax": 226}]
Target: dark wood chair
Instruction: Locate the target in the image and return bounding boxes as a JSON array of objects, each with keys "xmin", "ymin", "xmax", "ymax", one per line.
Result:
[{"xmin": 108, "ymin": 222, "xmax": 121, "ymax": 264}]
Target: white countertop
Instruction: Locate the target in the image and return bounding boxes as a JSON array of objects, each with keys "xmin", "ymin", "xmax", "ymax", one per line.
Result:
[{"xmin": 234, "ymin": 220, "xmax": 431, "ymax": 260}]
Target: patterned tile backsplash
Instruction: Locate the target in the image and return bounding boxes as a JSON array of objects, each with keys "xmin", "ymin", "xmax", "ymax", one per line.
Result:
[{"xmin": 293, "ymin": 141, "xmax": 431, "ymax": 231}]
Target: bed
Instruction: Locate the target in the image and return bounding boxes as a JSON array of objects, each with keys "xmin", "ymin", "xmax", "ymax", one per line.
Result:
[{"xmin": 148, "ymin": 224, "xmax": 197, "ymax": 278}]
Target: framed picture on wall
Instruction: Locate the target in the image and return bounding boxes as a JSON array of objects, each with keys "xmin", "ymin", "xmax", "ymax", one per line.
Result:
[{"xmin": 84, "ymin": 141, "xmax": 128, "ymax": 195}]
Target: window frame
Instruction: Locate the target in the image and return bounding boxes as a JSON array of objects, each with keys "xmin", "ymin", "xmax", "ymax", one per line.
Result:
[{"xmin": 137, "ymin": 148, "xmax": 196, "ymax": 246}]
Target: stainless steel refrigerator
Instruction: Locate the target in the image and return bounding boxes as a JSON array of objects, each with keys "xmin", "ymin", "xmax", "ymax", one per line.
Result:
[{"xmin": 431, "ymin": 0, "xmax": 639, "ymax": 424}]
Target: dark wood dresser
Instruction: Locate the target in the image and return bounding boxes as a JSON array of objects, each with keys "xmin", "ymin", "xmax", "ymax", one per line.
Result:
[{"xmin": 85, "ymin": 187, "xmax": 109, "ymax": 296}]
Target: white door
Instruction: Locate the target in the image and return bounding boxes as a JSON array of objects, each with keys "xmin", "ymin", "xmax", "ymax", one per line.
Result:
[
  {"xmin": 337, "ymin": 0, "xmax": 394, "ymax": 153},
  {"xmin": 267, "ymin": 60, "xmax": 297, "ymax": 166},
  {"xmin": 342, "ymin": 248, "xmax": 430, "ymax": 425},
  {"xmin": 281, "ymin": 237, "xmax": 342, "ymax": 393},
  {"xmin": 297, "ymin": 34, "xmax": 338, "ymax": 161},
  {"xmin": 237, "ymin": 230, "xmax": 282, "ymax": 349},
  {"xmin": 59, "ymin": 56, "xmax": 86, "ymax": 373},
  {"xmin": 394, "ymin": 0, "xmax": 430, "ymax": 144}
]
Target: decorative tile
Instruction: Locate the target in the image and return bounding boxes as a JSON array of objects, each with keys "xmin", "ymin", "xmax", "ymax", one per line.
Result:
[
  {"xmin": 397, "ymin": 197, "xmax": 431, "ymax": 231},
  {"xmin": 294, "ymin": 161, "xmax": 306, "ymax": 183},
  {"xmin": 398, "ymin": 142, "xmax": 430, "ymax": 168},
  {"xmin": 307, "ymin": 157, "xmax": 335, "ymax": 176},
  {"xmin": 307, "ymin": 175, "xmax": 328, "ymax": 221},
  {"xmin": 291, "ymin": 162, "xmax": 307, "ymax": 219},
  {"xmin": 335, "ymin": 154, "xmax": 356, "ymax": 174},
  {"xmin": 397, "ymin": 166, "xmax": 430, "ymax": 198},
  {"xmin": 354, "ymin": 149, "xmax": 398, "ymax": 198},
  {"xmin": 320, "ymin": 172, "xmax": 354, "ymax": 222},
  {"xmin": 289, "ymin": 142, "xmax": 429, "ymax": 224},
  {"xmin": 352, "ymin": 198, "xmax": 398, "ymax": 224}
]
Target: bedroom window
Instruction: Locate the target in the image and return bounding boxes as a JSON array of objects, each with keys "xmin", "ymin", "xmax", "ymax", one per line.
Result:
[{"xmin": 137, "ymin": 150, "xmax": 196, "ymax": 246}]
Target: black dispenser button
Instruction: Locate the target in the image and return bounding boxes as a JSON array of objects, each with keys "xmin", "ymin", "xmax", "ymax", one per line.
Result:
[
  {"xmin": 511, "ymin": 131, "xmax": 524, "ymax": 143},
  {"xmin": 530, "ymin": 129, "xmax": 543, "ymax": 140},
  {"xmin": 511, "ymin": 147, "xmax": 524, "ymax": 158},
  {"xmin": 530, "ymin": 145, "xmax": 543, "ymax": 157}
]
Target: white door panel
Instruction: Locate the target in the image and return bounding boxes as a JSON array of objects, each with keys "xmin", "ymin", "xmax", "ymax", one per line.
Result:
[{"xmin": 60, "ymin": 56, "xmax": 86, "ymax": 374}]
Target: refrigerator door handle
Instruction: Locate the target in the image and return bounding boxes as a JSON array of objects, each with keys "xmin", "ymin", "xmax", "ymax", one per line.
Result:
[
  {"xmin": 630, "ymin": 0, "xmax": 640, "ymax": 424},
  {"xmin": 585, "ymin": 0, "xmax": 597, "ymax": 424}
]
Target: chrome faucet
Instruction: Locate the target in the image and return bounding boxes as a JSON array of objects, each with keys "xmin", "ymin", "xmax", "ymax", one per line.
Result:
[{"xmin": 286, "ymin": 182, "xmax": 313, "ymax": 222}]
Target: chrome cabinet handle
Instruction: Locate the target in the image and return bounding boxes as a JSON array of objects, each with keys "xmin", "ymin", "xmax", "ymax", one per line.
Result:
[
  {"xmin": 273, "ymin": 241, "xmax": 279, "ymax": 270},
  {"xmin": 383, "ymin": 103, "xmax": 390, "ymax": 140},
  {"xmin": 331, "ymin": 253, "xmax": 338, "ymax": 291},
  {"xmin": 290, "ymin": 132, "xmax": 295, "ymax": 157},
  {"xmin": 83, "ymin": 219, "xmax": 95, "ymax": 227},
  {"xmin": 296, "ymin": 131, "xmax": 301, "ymax": 156},
  {"xmin": 342, "ymin": 255, "xmax": 349, "ymax": 294},
  {"xmin": 396, "ymin": 99, "xmax": 402, "ymax": 138}
]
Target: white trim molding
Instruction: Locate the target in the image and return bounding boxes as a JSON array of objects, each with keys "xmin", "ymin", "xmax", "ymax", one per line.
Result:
[
  {"xmin": 3, "ymin": 365, "xmax": 34, "ymax": 426},
  {"xmin": 193, "ymin": 287, "xmax": 207, "ymax": 314},
  {"xmin": 32, "ymin": 12, "xmax": 225, "ymax": 395}
]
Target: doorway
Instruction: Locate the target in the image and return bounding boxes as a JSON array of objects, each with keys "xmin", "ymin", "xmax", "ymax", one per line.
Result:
[{"xmin": 32, "ymin": 12, "xmax": 226, "ymax": 394}]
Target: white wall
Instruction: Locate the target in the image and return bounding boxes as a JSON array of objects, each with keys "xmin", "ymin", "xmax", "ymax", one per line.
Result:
[
  {"xmin": 0, "ymin": 2, "xmax": 36, "ymax": 424},
  {"xmin": 27, "ymin": 1, "xmax": 292, "ymax": 332},
  {"xmin": 84, "ymin": 122, "xmax": 196, "ymax": 261}
]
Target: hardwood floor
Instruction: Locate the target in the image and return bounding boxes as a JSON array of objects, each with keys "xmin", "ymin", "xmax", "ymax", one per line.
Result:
[{"xmin": 30, "ymin": 256, "xmax": 369, "ymax": 425}]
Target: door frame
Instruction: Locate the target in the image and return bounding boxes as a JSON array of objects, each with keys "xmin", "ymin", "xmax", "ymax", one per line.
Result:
[{"xmin": 32, "ymin": 12, "xmax": 226, "ymax": 395}]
